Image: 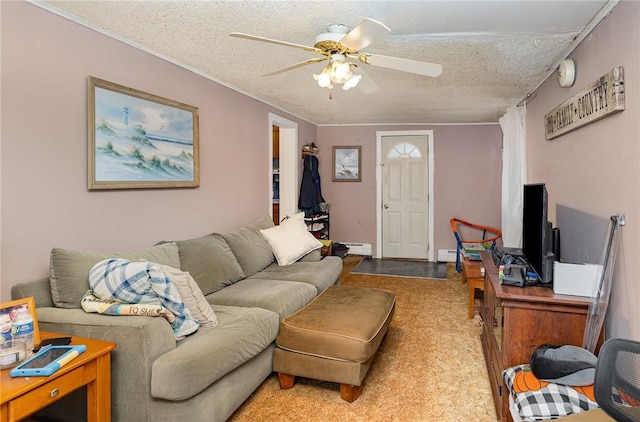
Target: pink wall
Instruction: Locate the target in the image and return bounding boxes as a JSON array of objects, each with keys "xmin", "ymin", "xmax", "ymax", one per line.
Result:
[
  {"xmin": 0, "ymin": 2, "xmax": 503, "ymax": 303},
  {"xmin": 0, "ymin": 2, "xmax": 316, "ymax": 300},
  {"xmin": 317, "ymin": 124, "xmax": 503, "ymax": 254},
  {"xmin": 6, "ymin": 0, "xmax": 634, "ymax": 344},
  {"xmin": 525, "ymin": 1, "xmax": 639, "ymax": 340}
]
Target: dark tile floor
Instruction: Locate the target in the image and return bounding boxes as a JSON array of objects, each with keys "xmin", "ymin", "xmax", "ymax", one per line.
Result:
[{"xmin": 351, "ymin": 258, "xmax": 447, "ymax": 279}]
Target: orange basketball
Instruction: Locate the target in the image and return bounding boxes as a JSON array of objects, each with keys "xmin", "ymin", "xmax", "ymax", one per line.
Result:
[
  {"xmin": 573, "ymin": 384, "xmax": 596, "ymax": 401},
  {"xmin": 513, "ymin": 369, "xmax": 549, "ymax": 393}
]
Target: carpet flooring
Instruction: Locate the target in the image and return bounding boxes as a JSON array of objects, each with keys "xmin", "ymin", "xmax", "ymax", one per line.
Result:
[
  {"xmin": 228, "ymin": 257, "xmax": 497, "ymax": 421},
  {"xmin": 351, "ymin": 258, "xmax": 448, "ymax": 279}
]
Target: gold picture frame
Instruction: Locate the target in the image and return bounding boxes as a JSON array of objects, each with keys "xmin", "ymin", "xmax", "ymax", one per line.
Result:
[
  {"xmin": 1, "ymin": 297, "xmax": 41, "ymax": 347},
  {"xmin": 332, "ymin": 146, "xmax": 362, "ymax": 182},
  {"xmin": 88, "ymin": 76, "xmax": 200, "ymax": 190}
]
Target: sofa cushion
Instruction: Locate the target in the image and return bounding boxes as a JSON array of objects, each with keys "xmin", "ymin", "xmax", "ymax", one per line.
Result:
[
  {"xmin": 171, "ymin": 234, "xmax": 245, "ymax": 295},
  {"xmin": 221, "ymin": 216, "xmax": 275, "ymax": 278},
  {"xmin": 251, "ymin": 256, "xmax": 343, "ymax": 294},
  {"xmin": 156, "ymin": 264, "xmax": 218, "ymax": 327},
  {"xmin": 206, "ymin": 278, "xmax": 317, "ymax": 321},
  {"xmin": 298, "ymin": 249, "xmax": 322, "ymax": 262},
  {"xmin": 151, "ymin": 304, "xmax": 279, "ymax": 401},
  {"xmin": 260, "ymin": 213, "xmax": 322, "ymax": 266},
  {"xmin": 49, "ymin": 242, "xmax": 181, "ymax": 309}
]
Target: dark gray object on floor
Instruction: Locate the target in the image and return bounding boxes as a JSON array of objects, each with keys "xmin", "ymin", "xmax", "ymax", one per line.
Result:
[{"xmin": 351, "ymin": 258, "xmax": 447, "ymax": 279}]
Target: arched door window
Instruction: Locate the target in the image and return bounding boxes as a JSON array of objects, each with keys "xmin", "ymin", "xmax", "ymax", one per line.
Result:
[{"xmin": 387, "ymin": 142, "xmax": 422, "ymax": 159}]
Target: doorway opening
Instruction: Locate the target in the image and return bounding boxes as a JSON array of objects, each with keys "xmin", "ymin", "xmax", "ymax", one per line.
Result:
[
  {"xmin": 269, "ymin": 113, "xmax": 298, "ymax": 224},
  {"xmin": 376, "ymin": 130, "xmax": 434, "ymax": 260}
]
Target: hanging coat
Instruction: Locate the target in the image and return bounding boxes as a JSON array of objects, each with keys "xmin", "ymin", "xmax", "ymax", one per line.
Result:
[{"xmin": 298, "ymin": 154, "xmax": 325, "ymax": 215}]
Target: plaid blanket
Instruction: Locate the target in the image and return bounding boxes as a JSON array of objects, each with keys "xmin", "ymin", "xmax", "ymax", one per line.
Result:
[{"xmin": 89, "ymin": 258, "xmax": 199, "ymax": 340}]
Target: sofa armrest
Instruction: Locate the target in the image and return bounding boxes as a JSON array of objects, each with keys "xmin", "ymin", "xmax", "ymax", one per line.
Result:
[
  {"xmin": 37, "ymin": 306, "xmax": 176, "ymax": 362},
  {"xmin": 12, "ymin": 277, "xmax": 54, "ymax": 308},
  {"xmin": 35, "ymin": 307, "xmax": 176, "ymax": 418}
]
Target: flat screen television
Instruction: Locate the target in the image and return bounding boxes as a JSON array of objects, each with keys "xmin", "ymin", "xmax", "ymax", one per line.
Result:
[{"xmin": 522, "ymin": 183, "xmax": 555, "ymax": 284}]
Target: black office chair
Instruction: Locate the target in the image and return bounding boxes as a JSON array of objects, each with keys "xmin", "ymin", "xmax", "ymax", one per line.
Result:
[{"xmin": 594, "ymin": 338, "xmax": 640, "ymax": 422}]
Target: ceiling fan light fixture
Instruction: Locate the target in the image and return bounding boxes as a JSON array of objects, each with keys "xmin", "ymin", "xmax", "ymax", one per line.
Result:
[
  {"xmin": 342, "ymin": 73, "xmax": 361, "ymax": 90},
  {"xmin": 313, "ymin": 68, "xmax": 333, "ymax": 88},
  {"xmin": 326, "ymin": 54, "xmax": 352, "ymax": 84},
  {"xmin": 315, "ymin": 54, "xmax": 359, "ymax": 90},
  {"xmin": 330, "ymin": 61, "xmax": 352, "ymax": 83}
]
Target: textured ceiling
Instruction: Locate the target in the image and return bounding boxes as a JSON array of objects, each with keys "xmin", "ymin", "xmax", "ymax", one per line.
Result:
[{"xmin": 37, "ymin": 0, "xmax": 615, "ymax": 125}]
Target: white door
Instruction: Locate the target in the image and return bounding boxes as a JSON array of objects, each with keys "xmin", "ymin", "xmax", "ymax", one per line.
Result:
[{"xmin": 381, "ymin": 135, "xmax": 430, "ymax": 259}]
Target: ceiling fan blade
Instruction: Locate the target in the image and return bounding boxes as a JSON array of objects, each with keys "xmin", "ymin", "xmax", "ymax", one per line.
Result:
[
  {"xmin": 352, "ymin": 66, "xmax": 379, "ymax": 94},
  {"xmin": 229, "ymin": 32, "xmax": 323, "ymax": 54},
  {"xmin": 263, "ymin": 57, "xmax": 328, "ymax": 76},
  {"xmin": 339, "ymin": 18, "xmax": 390, "ymax": 52},
  {"xmin": 363, "ymin": 53, "xmax": 443, "ymax": 77}
]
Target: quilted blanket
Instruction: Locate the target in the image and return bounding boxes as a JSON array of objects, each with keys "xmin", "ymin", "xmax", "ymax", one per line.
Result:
[
  {"xmin": 81, "ymin": 291, "xmax": 166, "ymax": 317},
  {"xmin": 89, "ymin": 258, "xmax": 199, "ymax": 340}
]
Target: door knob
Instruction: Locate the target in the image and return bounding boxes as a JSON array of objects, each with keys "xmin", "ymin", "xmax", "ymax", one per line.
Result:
[{"xmin": 383, "ymin": 204, "xmax": 389, "ymax": 209}]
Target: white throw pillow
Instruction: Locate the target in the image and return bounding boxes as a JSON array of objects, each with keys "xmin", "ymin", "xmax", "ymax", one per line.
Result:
[{"xmin": 260, "ymin": 213, "xmax": 323, "ymax": 266}]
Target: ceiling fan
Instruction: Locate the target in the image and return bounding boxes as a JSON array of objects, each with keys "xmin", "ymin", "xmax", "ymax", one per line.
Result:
[{"xmin": 229, "ymin": 18, "xmax": 443, "ymax": 93}]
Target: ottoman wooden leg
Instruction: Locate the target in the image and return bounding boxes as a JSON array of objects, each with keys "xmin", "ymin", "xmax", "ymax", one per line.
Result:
[
  {"xmin": 278, "ymin": 373, "xmax": 295, "ymax": 389},
  {"xmin": 340, "ymin": 383, "xmax": 363, "ymax": 403}
]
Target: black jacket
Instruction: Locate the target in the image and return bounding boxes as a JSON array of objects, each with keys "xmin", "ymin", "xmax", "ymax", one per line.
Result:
[{"xmin": 298, "ymin": 155, "xmax": 324, "ymax": 215}]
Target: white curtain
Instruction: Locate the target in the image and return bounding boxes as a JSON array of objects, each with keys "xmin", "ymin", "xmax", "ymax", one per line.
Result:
[{"xmin": 499, "ymin": 104, "xmax": 527, "ymax": 248}]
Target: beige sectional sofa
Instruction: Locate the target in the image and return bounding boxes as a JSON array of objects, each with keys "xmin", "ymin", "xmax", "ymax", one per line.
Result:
[{"xmin": 11, "ymin": 216, "xmax": 343, "ymax": 421}]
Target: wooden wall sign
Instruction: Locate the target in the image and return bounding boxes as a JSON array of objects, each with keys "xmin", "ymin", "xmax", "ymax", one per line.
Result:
[{"xmin": 544, "ymin": 66, "xmax": 625, "ymax": 140}]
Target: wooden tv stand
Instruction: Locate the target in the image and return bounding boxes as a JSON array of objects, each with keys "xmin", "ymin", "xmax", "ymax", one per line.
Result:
[{"xmin": 479, "ymin": 252, "xmax": 600, "ymax": 422}]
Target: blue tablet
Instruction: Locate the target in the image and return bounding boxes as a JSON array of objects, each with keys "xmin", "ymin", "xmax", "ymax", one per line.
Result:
[{"xmin": 10, "ymin": 345, "xmax": 86, "ymax": 377}]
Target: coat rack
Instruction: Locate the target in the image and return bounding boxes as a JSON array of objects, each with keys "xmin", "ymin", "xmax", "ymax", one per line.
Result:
[{"xmin": 301, "ymin": 142, "xmax": 319, "ymax": 159}]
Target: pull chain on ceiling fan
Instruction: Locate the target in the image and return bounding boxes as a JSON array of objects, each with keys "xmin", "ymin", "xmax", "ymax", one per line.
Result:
[{"xmin": 229, "ymin": 18, "xmax": 443, "ymax": 94}]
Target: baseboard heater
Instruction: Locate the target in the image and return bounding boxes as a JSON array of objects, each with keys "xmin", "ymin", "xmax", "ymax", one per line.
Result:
[
  {"xmin": 437, "ymin": 249, "xmax": 458, "ymax": 262},
  {"xmin": 342, "ymin": 242, "xmax": 373, "ymax": 257}
]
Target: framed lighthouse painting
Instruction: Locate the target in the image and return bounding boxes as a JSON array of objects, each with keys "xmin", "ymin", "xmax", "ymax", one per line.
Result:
[
  {"xmin": 332, "ymin": 146, "xmax": 361, "ymax": 182},
  {"xmin": 87, "ymin": 76, "xmax": 199, "ymax": 190}
]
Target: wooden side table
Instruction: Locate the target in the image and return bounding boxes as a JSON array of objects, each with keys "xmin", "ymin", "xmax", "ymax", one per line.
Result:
[
  {"xmin": 1, "ymin": 332, "xmax": 116, "ymax": 422},
  {"xmin": 461, "ymin": 257, "xmax": 485, "ymax": 318},
  {"xmin": 320, "ymin": 239, "xmax": 333, "ymax": 257}
]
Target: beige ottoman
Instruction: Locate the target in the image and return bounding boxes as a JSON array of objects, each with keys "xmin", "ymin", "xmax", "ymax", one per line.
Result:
[{"xmin": 274, "ymin": 285, "xmax": 396, "ymax": 402}]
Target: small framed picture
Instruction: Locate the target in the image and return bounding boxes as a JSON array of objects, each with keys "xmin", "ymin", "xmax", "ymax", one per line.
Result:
[
  {"xmin": 1, "ymin": 297, "xmax": 41, "ymax": 348},
  {"xmin": 332, "ymin": 146, "xmax": 361, "ymax": 182}
]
